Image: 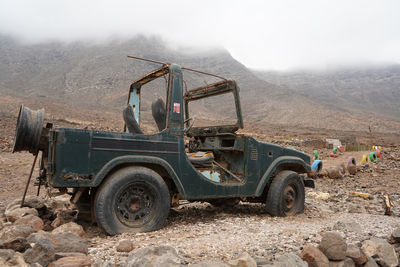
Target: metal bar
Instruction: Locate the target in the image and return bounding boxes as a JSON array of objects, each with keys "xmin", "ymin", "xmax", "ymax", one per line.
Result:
[
  {"xmin": 212, "ymin": 160, "xmax": 242, "ymax": 182},
  {"xmin": 182, "ymin": 67, "xmax": 227, "ymax": 81},
  {"xmin": 127, "ymin": 55, "xmax": 168, "ymax": 65},
  {"xmin": 21, "ymin": 153, "xmax": 39, "ymax": 208}
]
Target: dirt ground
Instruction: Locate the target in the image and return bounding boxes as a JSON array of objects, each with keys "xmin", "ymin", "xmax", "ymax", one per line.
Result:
[{"xmin": 1, "ymin": 110, "xmax": 400, "ymax": 264}]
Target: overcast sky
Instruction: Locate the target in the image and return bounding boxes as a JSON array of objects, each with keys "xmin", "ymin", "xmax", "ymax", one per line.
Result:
[{"xmin": 0, "ymin": 0, "xmax": 399, "ymax": 70}]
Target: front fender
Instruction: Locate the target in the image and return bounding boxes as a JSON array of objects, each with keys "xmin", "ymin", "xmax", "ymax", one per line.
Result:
[
  {"xmin": 255, "ymin": 156, "xmax": 311, "ymax": 196},
  {"xmin": 92, "ymin": 155, "xmax": 186, "ymax": 197}
]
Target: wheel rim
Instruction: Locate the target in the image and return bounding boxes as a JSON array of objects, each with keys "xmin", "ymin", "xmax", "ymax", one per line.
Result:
[
  {"xmin": 115, "ymin": 182, "xmax": 157, "ymax": 227},
  {"xmin": 283, "ymin": 184, "xmax": 297, "ymax": 215}
]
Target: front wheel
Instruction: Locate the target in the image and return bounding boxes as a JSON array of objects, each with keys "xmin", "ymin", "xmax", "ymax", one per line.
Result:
[
  {"xmin": 265, "ymin": 170, "xmax": 305, "ymax": 216},
  {"xmin": 94, "ymin": 166, "xmax": 170, "ymax": 235}
]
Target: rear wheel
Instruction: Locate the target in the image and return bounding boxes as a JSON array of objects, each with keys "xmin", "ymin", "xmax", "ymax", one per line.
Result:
[
  {"xmin": 94, "ymin": 166, "xmax": 170, "ymax": 235},
  {"xmin": 266, "ymin": 170, "xmax": 305, "ymax": 216}
]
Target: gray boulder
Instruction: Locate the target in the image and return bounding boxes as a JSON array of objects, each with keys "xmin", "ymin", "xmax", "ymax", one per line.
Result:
[
  {"xmin": 328, "ymin": 257, "xmax": 355, "ymax": 267},
  {"xmin": 319, "ymin": 232, "xmax": 347, "ymax": 260},
  {"xmin": 361, "ymin": 239, "xmax": 398, "ymax": 267},
  {"xmin": 299, "ymin": 245, "xmax": 329, "ymax": 267},
  {"xmin": 126, "ymin": 245, "xmax": 181, "ymax": 267},
  {"xmin": 0, "ymin": 224, "xmax": 35, "ymax": 243},
  {"xmin": 345, "ymin": 244, "xmax": 367, "ymax": 265},
  {"xmin": 274, "ymin": 253, "xmax": 307, "ymax": 267},
  {"xmin": 27, "ymin": 231, "xmax": 88, "ymax": 254},
  {"xmin": 391, "ymin": 227, "xmax": 400, "ymax": 243},
  {"xmin": 228, "ymin": 252, "xmax": 257, "ymax": 267},
  {"xmin": 5, "ymin": 207, "xmax": 38, "ymax": 223},
  {"xmin": 23, "ymin": 236, "xmax": 56, "ymax": 266}
]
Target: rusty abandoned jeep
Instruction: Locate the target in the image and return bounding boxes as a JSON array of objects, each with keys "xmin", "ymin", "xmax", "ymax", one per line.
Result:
[{"xmin": 13, "ymin": 58, "xmax": 313, "ymax": 235}]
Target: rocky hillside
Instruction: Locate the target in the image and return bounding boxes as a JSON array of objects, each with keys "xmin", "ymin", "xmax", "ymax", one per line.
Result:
[
  {"xmin": 1, "ymin": 34, "xmax": 400, "ymax": 133},
  {"xmin": 253, "ymin": 66, "xmax": 400, "ymax": 120}
]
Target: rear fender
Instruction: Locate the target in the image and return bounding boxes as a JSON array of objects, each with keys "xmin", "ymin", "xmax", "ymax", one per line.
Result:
[
  {"xmin": 92, "ymin": 155, "xmax": 186, "ymax": 197},
  {"xmin": 255, "ymin": 156, "xmax": 310, "ymax": 196}
]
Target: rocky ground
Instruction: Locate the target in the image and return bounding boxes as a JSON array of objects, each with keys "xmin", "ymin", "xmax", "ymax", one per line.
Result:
[{"xmin": 1, "ymin": 113, "xmax": 400, "ymax": 266}]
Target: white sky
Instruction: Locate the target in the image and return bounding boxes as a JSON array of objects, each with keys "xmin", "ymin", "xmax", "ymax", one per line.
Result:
[{"xmin": 0, "ymin": 0, "xmax": 399, "ymax": 70}]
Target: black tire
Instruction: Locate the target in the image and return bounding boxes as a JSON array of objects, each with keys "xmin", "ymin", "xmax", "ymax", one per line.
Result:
[
  {"xmin": 94, "ymin": 166, "xmax": 170, "ymax": 235},
  {"xmin": 208, "ymin": 198, "xmax": 240, "ymax": 207},
  {"xmin": 265, "ymin": 170, "xmax": 305, "ymax": 217}
]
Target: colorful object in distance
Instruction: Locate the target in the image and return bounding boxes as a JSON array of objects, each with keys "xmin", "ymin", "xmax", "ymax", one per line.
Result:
[
  {"xmin": 362, "ymin": 155, "xmax": 368, "ymax": 163},
  {"xmin": 312, "ymin": 160, "xmax": 322, "ymax": 172},
  {"xmin": 347, "ymin": 157, "xmax": 356, "ymax": 166},
  {"xmin": 369, "ymin": 152, "xmax": 377, "ymax": 162},
  {"xmin": 313, "ymin": 150, "xmax": 319, "ymax": 160},
  {"xmin": 332, "ymin": 147, "xmax": 337, "ymax": 154},
  {"xmin": 376, "ymin": 149, "xmax": 381, "ymax": 158}
]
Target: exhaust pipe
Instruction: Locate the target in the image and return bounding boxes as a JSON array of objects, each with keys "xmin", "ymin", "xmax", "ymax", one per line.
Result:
[{"xmin": 13, "ymin": 105, "xmax": 45, "ymax": 154}]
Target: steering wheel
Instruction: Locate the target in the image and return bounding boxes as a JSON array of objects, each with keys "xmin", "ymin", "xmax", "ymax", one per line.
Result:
[{"xmin": 184, "ymin": 117, "xmax": 195, "ymax": 133}]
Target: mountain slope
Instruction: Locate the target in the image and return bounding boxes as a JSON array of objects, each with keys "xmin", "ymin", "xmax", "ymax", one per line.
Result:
[{"xmin": 1, "ymin": 34, "xmax": 400, "ymax": 133}]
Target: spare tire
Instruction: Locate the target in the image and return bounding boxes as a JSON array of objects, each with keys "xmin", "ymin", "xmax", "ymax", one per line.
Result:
[{"xmin": 13, "ymin": 105, "xmax": 44, "ymax": 154}]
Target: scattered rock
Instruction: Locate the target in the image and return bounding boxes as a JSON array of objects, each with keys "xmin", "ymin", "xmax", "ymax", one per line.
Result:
[
  {"xmin": 307, "ymin": 191, "xmax": 330, "ymax": 200},
  {"xmin": 347, "ymin": 165, "xmax": 357, "ymax": 175},
  {"xmin": 328, "ymin": 257, "xmax": 355, "ymax": 267},
  {"xmin": 0, "ymin": 224, "xmax": 35, "ymax": 243},
  {"xmin": 299, "ymin": 245, "xmax": 329, "ymax": 267},
  {"xmin": 0, "ymin": 237, "xmax": 31, "ymax": 252},
  {"xmin": 391, "ymin": 227, "xmax": 400, "ymax": 243},
  {"xmin": 116, "ymin": 239, "xmax": 134, "ymax": 252},
  {"xmin": 48, "ymin": 255, "xmax": 92, "ymax": 267},
  {"xmin": 52, "ymin": 221, "xmax": 85, "ymax": 237},
  {"xmin": 23, "ymin": 236, "xmax": 56, "ymax": 266},
  {"xmin": 14, "ymin": 215, "xmax": 44, "ymax": 232},
  {"xmin": 126, "ymin": 245, "xmax": 181, "ymax": 267},
  {"xmin": 228, "ymin": 252, "xmax": 257, "ymax": 267},
  {"xmin": 190, "ymin": 260, "xmax": 229, "ymax": 267},
  {"xmin": 274, "ymin": 253, "xmax": 307, "ymax": 267},
  {"xmin": 333, "ymin": 221, "xmax": 361, "ymax": 233},
  {"xmin": 364, "ymin": 256, "xmax": 379, "ymax": 267},
  {"xmin": 55, "ymin": 252, "xmax": 87, "ymax": 260},
  {"xmin": 0, "ymin": 248, "xmax": 16, "ymax": 261},
  {"xmin": 345, "ymin": 244, "xmax": 367, "ymax": 265},
  {"xmin": 50, "ymin": 209, "xmax": 77, "ymax": 228},
  {"xmin": 361, "ymin": 239, "xmax": 398, "ymax": 267},
  {"xmin": 27, "ymin": 231, "xmax": 88, "ymax": 254},
  {"xmin": 5, "ymin": 207, "xmax": 38, "ymax": 223},
  {"xmin": 319, "ymin": 232, "xmax": 347, "ymax": 261}
]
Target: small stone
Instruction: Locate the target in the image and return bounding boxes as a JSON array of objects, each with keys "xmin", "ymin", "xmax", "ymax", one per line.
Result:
[
  {"xmin": 55, "ymin": 252, "xmax": 86, "ymax": 260},
  {"xmin": 1, "ymin": 237, "xmax": 31, "ymax": 252},
  {"xmin": 345, "ymin": 244, "xmax": 367, "ymax": 265},
  {"xmin": 228, "ymin": 252, "xmax": 257, "ymax": 267},
  {"xmin": 391, "ymin": 227, "xmax": 400, "ymax": 243},
  {"xmin": 333, "ymin": 221, "xmax": 361, "ymax": 233},
  {"xmin": 48, "ymin": 255, "xmax": 92, "ymax": 267},
  {"xmin": 52, "ymin": 222, "xmax": 85, "ymax": 237},
  {"xmin": 126, "ymin": 245, "xmax": 181, "ymax": 267},
  {"xmin": 299, "ymin": 245, "xmax": 329, "ymax": 267},
  {"xmin": 15, "ymin": 215, "xmax": 44, "ymax": 232},
  {"xmin": 362, "ymin": 239, "xmax": 398, "ymax": 267},
  {"xmin": 364, "ymin": 256, "xmax": 379, "ymax": 267},
  {"xmin": 190, "ymin": 260, "xmax": 229, "ymax": 267},
  {"xmin": 116, "ymin": 239, "xmax": 134, "ymax": 252},
  {"xmin": 319, "ymin": 232, "xmax": 347, "ymax": 260},
  {"xmin": 0, "ymin": 248, "xmax": 15, "ymax": 261},
  {"xmin": 347, "ymin": 165, "xmax": 357, "ymax": 175}
]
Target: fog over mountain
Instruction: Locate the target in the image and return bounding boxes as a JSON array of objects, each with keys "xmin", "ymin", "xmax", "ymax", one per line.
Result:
[{"xmin": 1, "ymin": 34, "xmax": 400, "ymax": 134}]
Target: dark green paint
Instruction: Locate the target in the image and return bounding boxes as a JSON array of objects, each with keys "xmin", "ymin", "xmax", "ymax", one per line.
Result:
[{"xmin": 45, "ymin": 64, "xmax": 311, "ymax": 199}]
